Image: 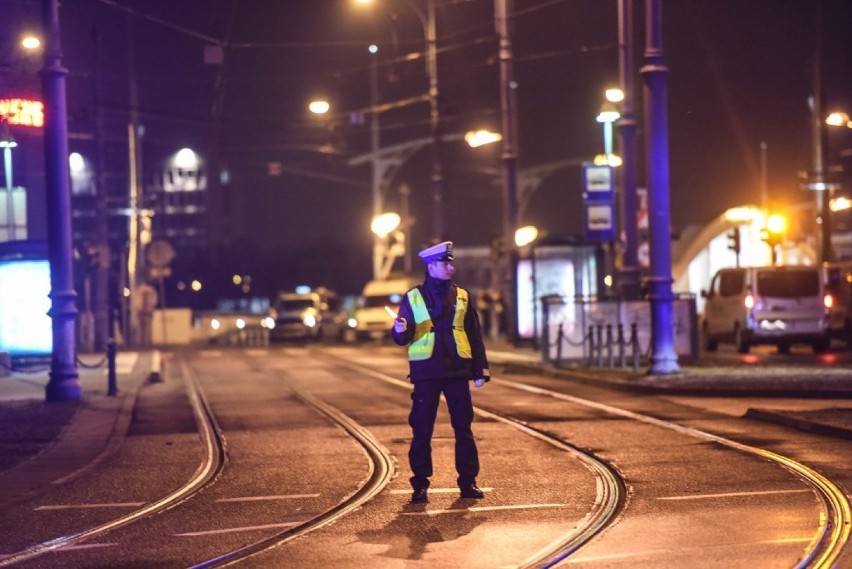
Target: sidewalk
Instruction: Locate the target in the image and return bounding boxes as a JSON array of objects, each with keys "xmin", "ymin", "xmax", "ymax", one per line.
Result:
[
  {"xmin": 0, "ymin": 351, "xmax": 151, "ymax": 508},
  {"xmin": 0, "ymin": 345, "xmax": 849, "ymax": 512}
]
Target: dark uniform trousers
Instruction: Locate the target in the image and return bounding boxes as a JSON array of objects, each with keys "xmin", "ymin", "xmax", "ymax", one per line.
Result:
[{"xmin": 408, "ymin": 377, "xmax": 479, "ymax": 490}]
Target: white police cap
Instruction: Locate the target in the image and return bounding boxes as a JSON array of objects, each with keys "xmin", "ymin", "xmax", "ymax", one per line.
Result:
[{"xmin": 418, "ymin": 241, "xmax": 454, "ymax": 263}]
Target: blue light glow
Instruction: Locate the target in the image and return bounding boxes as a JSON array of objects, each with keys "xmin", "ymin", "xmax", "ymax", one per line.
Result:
[{"xmin": 0, "ymin": 260, "xmax": 53, "ymax": 355}]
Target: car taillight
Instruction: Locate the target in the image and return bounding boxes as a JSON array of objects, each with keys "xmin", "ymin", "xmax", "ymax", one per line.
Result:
[
  {"xmin": 744, "ymin": 293, "xmax": 755, "ymax": 309},
  {"xmin": 824, "ymin": 293, "xmax": 834, "ymax": 309}
]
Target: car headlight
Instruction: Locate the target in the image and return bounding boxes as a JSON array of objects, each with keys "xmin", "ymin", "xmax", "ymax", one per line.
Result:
[
  {"xmin": 348, "ymin": 317, "xmax": 358, "ymax": 328},
  {"xmin": 303, "ymin": 313, "xmax": 317, "ymax": 328}
]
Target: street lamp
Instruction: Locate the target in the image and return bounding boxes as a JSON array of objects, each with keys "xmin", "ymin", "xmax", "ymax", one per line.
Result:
[
  {"xmin": 355, "ymin": 0, "xmax": 443, "ymax": 241},
  {"xmin": 514, "ymin": 225, "xmax": 540, "ymax": 346},
  {"xmin": 0, "ymin": 122, "xmax": 21, "ymax": 241},
  {"xmin": 371, "ymin": 211, "xmax": 407, "ymax": 280},
  {"xmin": 596, "ymin": 101, "xmax": 621, "ymax": 165}
]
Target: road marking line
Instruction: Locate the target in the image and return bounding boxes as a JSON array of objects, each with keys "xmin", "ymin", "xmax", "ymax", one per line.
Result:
[
  {"xmin": 658, "ymin": 489, "xmax": 812, "ymax": 501},
  {"xmin": 35, "ymin": 502, "xmax": 145, "ymax": 511},
  {"xmin": 402, "ymin": 503, "xmax": 566, "ymax": 516},
  {"xmin": 61, "ymin": 543, "xmax": 120, "ymax": 551},
  {"xmin": 388, "ymin": 487, "xmax": 494, "ymax": 495},
  {"xmin": 175, "ymin": 522, "xmax": 302, "ymax": 537},
  {"xmin": 215, "ymin": 494, "xmax": 320, "ymax": 503}
]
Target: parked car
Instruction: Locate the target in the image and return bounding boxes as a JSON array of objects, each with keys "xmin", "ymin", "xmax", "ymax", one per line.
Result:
[
  {"xmin": 268, "ymin": 287, "xmax": 349, "ymax": 342},
  {"xmin": 824, "ymin": 261, "xmax": 852, "ymax": 348},
  {"xmin": 701, "ymin": 265, "xmax": 832, "ymax": 354},
  {"xmin": 353, "ymin": 276, "xmax": 420, "ymax": 341}
]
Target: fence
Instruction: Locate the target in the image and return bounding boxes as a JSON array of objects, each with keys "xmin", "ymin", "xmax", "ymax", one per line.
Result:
[{"xmin": 541, "ymin": 294, "xmax": 698, "ymax": 370}]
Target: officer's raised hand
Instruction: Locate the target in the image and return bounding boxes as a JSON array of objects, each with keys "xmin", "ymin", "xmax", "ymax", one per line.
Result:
[{"xmin": 393, "ymin": 317, "xmax": 408, "ymax": 333}]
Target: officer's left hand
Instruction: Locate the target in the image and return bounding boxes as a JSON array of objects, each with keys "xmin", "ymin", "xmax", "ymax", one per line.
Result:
[{"xmin": 474, "ymin": 378, "xmax": 486, "ymax": 388}]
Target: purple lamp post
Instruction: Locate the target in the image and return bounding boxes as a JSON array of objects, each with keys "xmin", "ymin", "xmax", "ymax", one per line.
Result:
[{"xmin": 640, "ymin": 0, "xmax": 680, "ymax": 375}]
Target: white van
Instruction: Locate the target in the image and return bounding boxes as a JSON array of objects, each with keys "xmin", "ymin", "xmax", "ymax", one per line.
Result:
[
  {"xmin": 354, "ymin": 276, "xmax": 420, "ymax": 341},
  {"xmin": 701, "ymin": 266, "xmax": 832, "ymax": 354}
]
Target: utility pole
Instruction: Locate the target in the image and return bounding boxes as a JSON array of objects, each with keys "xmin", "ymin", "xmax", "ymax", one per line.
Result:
[
  {"xmin": 617, "ymin": 0, "xmax": 641, "ymax": 300},
  {"xmin": 42, "ymin": 0, "xmax": 81, "ymax": 401},
  {"xmin": 495, "ymin": 0, "xmax": 519, "ymax": 343}
]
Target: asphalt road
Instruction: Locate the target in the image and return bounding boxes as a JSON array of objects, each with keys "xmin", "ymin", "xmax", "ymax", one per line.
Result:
[{"xmin": 1, "ymin": 343, "xmax": 851, "ymax": 568}]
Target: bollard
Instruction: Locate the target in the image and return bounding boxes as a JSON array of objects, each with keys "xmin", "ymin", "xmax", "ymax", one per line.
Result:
[
  {"xmin": 630, "ymin": 322, "xmax": 640, "ymax": 371},
  {"xmin": 606, "ymin": 324, "xmax": 613, "ymax": 368},
  {"xmin": 107, "ymin": 339, "xmax": 117, "ymax": 396},
  {"xmin": 595, "ymin": 325, "xmax": 603, "ymax": 368},
  {"xmin": 149, "ymin": 350, "xmax": 163, "ymax": 383},
  {"xmin": 587, "ymin": 325, "xmax": 595, "ymax": 367},
  {"xmin": 556, "ymin": 324, "xmax": 564, "ymax": 365},
  {"xmin": 617, "ymin": 324, "xmax": 626, "ymax": 369}
]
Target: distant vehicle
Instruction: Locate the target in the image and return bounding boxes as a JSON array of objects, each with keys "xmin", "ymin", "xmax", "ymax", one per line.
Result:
[
  {"xmin": 268, "ymin": 287, "xmax": 349, "ymax": 342},
  {"xmin": 701, "ymin": 266, "xmax": 832, "ymax": 354},
  {"xmin": 824, "ymin": 261, "xmax": 852, "ymax": 347},
  {"xmin": 353, "ymin": 276, "xmax": 420, "ymax": 341}
]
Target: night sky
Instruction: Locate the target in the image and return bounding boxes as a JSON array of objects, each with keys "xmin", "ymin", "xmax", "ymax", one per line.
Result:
[{"xmin": 2, "ymin": 0, "xmax": 851, "ymax": 296}]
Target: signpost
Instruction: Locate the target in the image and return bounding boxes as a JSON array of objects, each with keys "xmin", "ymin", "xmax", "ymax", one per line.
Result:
[{"xmin": 582, "ymin": 163, "xmax": 616, "ymax": 242}]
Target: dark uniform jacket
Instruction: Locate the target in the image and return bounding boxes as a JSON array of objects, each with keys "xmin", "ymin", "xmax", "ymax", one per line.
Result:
[{"xmin": 391, "ymin": 274, "xmax": 490, "ymax": 383}]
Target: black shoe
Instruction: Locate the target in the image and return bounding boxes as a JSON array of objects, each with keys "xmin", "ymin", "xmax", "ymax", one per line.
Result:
[
  {"xmin": 460, "ymin": 484, "xmax": 484, "ymax": 499},
  {"xmin": 411, "ymin": 488, "xmax": 429, "ymax": 503}
]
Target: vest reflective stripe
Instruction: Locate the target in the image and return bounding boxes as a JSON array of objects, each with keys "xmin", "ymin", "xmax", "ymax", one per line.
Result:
[{"xmin": 407, "ymin": 287, "xmax": 472, "ymax": 361}]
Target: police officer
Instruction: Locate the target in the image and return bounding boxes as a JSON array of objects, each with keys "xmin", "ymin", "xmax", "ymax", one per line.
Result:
[{"xmin": 391, "ymin": 241, "xmax": 490, "ymax": 503}]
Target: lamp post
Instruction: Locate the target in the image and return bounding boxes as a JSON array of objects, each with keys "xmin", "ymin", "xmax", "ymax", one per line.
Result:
[
  {"xmin": 355, "ymin": 0, "xmax": 443, "ymax": 241},
  {"xmin": 41, "ymin": 0, "xmax": 80, "ymax": 400},
  {"xmin": 616, "ymin": 0, "xmax": 641, "ymax": 301},
  {"xmin": 641, "ymin": 0, "xmax": 680, "ymax": 375},
  {"xmin": 0, "ymin": 122, "xmax": 20, "ymax": 240},
  {"xmin": 495, "ymin": 0, "xmax": 519, "ymax": 344},
  {"xmin": 514, "ymin": 225, "xmax": 539, "ymax": 346}
]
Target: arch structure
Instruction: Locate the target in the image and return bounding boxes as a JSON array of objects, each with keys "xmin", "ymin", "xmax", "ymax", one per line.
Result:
[{"xmin": 672, "ymin": 205, "xmax": 817, "ymax": 312}]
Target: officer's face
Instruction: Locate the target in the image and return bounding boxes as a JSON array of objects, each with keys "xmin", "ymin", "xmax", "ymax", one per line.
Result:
[{"xmin": 427, "ymin": 260, "xmax": 454, "ymax": 280}]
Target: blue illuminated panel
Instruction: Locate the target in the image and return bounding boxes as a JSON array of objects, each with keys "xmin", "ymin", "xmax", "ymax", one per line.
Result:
[{"xmin": 0, "ymin": 260, "xmax": 53, "ymax": 355}]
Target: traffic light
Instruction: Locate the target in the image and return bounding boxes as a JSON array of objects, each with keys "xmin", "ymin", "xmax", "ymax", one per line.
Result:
[
  {"xmin": 761, "ymin": 213, "xmax": 787, "ymax": 266},
  {"xmin": 727, "ymin": 228, "xmax": 740, "ymax": 254}
]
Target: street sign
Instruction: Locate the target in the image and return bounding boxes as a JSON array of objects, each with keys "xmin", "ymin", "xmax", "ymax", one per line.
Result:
[
  {"xmin": 146, "ymin": 240, "xmax": 175, "ymax": 268},
  {"xmin": 581, "ymin": 163, "xmax": 614, "ymax": 201},
  {"xmin": 584, "ymin": 201, "xmax": 616, "ymax": 242},
  {"xmin": 581, "ymin": 163, "xmax": 616, "ymax": 242}
]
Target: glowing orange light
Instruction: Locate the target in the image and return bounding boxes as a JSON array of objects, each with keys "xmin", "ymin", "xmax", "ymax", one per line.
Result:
[
  {"xmin": 824, "ymin": 294, "xmax": 834, "ymax": 310},
  {"xmin": 0, "ymin": 98, "xmax": 44, "ymax": 127},
  {"xmin": 744, "ymin": 294, "xmax": 755, "ymax": 310}
]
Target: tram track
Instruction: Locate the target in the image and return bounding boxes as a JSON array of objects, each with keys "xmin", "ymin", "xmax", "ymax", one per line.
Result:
[
  {"xmin": 0, "ymin": 359, "xmax": 226, "ymax": 567},
  {"xmin": 0, "ymin": 353, "xmax": 395, "ymax": 568},
  {"xmin": 331, "ymin": 357, "xmax": 629, "ymax": 568},
  {"xmin": 329, "ymin": 349, "xmax": 851, "ymax": 568},
  {"xmin": 494, "ymin": 375, "xmax": 852, "ymax": 569}
]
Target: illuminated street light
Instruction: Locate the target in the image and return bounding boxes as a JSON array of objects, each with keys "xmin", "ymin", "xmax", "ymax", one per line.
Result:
[
  {"xmin": 826, "ymin": 111, "xmax": 852, "ymax": 129},
  {"xmin": 21, "ymin": 35, "xmax": 42, "ymax": 50},
  {"xmin": 308, "ymin": 99, "xmax": 330, "ymax": 115},
  {"xmin": 371, "ymin": 211, "xmax": 402, "ymax": 238},
  {"xmin": 830, "ymin": 196, "xmax": 851, "ymax": 212},
  {"xmin": 514, "ymin": 225, "xmax": 538, "ymax": 248},
  {"xmin": 605, "ymin": 87, "xmax": 625, "ymax": 103},
  {"xmin": 465, "ymin": 129, "xmax": 502, "ymax": 148}
]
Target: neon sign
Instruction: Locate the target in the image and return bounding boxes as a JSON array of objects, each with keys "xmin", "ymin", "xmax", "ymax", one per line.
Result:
[{"xmin": 0, "ymin": 98, "xmax": 44, "ymax": 127}]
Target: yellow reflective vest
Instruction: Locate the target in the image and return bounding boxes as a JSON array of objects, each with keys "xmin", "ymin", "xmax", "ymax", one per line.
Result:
[{"xmin": 407, "ymin": 287, "xmax": 473, "ymax": 361}]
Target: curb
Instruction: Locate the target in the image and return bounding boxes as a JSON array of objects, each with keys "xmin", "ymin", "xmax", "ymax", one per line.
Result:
[{"xmin": 744, "ymin": 408, "xmax": 852, "ymax": 440}]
